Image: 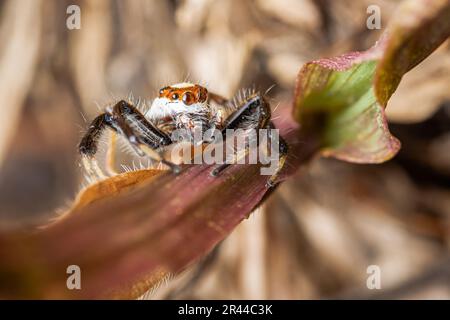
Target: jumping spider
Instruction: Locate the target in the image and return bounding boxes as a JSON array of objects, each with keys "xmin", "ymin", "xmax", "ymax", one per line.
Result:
[{"xmin": 79, "ymin": 83, "xmax": 288, "ymax": 187}]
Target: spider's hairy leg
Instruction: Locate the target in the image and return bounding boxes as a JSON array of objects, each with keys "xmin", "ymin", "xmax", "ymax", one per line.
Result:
[
  {"xmin": 210, "ymin": 163, "xmax": 231, "ymax": 177},
  {"xmin": 210, "ymin": 94, "xmax": 270, "ymax": 178},
  {"xmin": 265, "ymin": 124, "xmax": 288, "ymax": 188},
  {"xmin": 210, "ymin": 147, "xmax": 248, "ymax": 177},
  {"xmin": 109, "ymin": 100, "xmax": 181, "ymax": 173},
  {"xmin": 210, "ymin": 125, "xmax": 288, "ymax": 188},
  {"xmin": 79, "ymin": 100, "xmax": 181, "ymax": 174},
  {"xmin": 79, "ymin": 113, "xmax": 114, "ymax": 157},
  {"xmin": 79, "ymin": 112, "xmax": 116, "ymax": 179},
  {"xmin": 209, "ymin": 93, "xmax": 288, "ymax": 188},
  {"xmin": 110, "ymin": 100, "xmax": 172, "ymax": 148}
]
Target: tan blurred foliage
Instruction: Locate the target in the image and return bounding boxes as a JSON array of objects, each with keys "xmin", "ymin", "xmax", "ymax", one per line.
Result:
[{"xmin": 0, "ymin": 0, "xmax": 448, "ymax": 298}]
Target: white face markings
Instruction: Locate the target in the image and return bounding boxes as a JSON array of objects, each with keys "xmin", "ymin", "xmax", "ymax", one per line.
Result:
[
  {"xmin": 146, "ymin": 83, "xmax": 209, "ymax": 122},
  {"xmin": 146, "ymin": 98, "xmax": 208, "ymax": 121}
]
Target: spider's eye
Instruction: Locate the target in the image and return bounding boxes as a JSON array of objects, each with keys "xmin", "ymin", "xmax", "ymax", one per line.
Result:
[
  {"xmin": 159, "ymin": 88, "xmax": 165, "ymax": 96},
  {"xmin": 171, "ymin": 93, "xmax": 179, "ymax": 100},
  {"xmin": 182, "ymin": 92, "xmax": 195, "ymax": 105}
]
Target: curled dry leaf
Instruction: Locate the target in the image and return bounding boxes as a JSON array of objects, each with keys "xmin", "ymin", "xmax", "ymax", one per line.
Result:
[
  {"xmin": 294, "ymin": 0, "xmax": 450, "ymax": 163},
  {"xmin": 386, "ymin": 46, "xmax": 450, "ymax": 123},
  {"xmin": 0, "ymin": 0, "xmax": 448, "ymax": 299}
]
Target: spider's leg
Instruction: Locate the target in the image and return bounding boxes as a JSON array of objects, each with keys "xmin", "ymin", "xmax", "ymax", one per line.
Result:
[
  {"xmin": 79, "ymin": 113, "xmax": 115, "ymax": 157},
  {"xmin": 79, "ymin": 112, "xmax": 117, "ymax": 179},
  {"xmin": 210, "ymin": 95, "xmax": 270, "ymax": 176},
  {"xmin": 210, "ymin": 145, "xmax": 249, "ymax": 176},
  {"xmin": 109, "ymin": 100, "xmax": 181, "ymax": 173},
  {"xmin": 210, "ymin": 163, "xmax": 231, "ymax": 176},
  {"xmin": 111, "ymin": 100, "xmax": 171, "ymax": 148},
  {"xmin": 209, "ymin": 94, "xmax": 288, "ymax": 188},
  {"xmin": 265, "ymin": 122, "xmax": 288, "ymax": 188},
  {"xmin": 220, "ymin": 95, "xmax": 270, "ymax": 133}
]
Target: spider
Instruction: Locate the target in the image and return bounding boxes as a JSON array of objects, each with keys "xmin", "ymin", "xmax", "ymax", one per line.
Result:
[{"xmin": 78, "ymin": 83, "xmax": 288, "ymax": 187}]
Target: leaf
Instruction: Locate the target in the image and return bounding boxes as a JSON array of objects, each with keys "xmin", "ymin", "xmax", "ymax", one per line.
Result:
[
  {"xmin": 0, "ymin": 0, "xmax": 448, "ymax": 299},
  {"xmin": 294, "ymin": 0, "xmax": 450, "ymax": 163},
  {"xmin": 0, "ymin": 116, "xmax": 319, "ymax": 299},
  {"xmin": 71, "ymin": 169, "xmax": 162, "ymax": 210}
]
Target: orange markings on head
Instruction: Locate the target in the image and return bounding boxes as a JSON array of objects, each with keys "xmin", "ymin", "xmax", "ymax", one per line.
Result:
[{"xmin": 159, "ymin": 84, "xmax": 208, "ymax": 106}]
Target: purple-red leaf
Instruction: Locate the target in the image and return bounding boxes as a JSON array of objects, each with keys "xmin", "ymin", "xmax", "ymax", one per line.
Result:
[{"xmin": 0, "ymin": 115, "xmax": 318, "ymax": 299}]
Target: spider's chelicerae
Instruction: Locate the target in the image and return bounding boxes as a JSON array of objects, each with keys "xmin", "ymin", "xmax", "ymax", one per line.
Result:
[{"xmin": 79, "ymin": 83, "xmax": 288, "ymax": 187}]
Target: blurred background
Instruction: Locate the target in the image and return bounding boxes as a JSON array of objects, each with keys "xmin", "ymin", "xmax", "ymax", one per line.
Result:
[{"xmin": 0, "ymin": 0, "xmax": 449, "ymax": 299}]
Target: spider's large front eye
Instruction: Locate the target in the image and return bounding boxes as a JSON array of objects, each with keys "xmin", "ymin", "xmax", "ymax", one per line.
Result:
[{"xmin": 182, "ymin": 92, "xmax": 195, "ymax": 105}]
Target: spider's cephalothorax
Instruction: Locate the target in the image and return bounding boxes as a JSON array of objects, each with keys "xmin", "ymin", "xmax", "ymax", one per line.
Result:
[
  {"xmin": 79, "ymin": 82, "xmax": 288, "ymax": 187},
  {"xmin": 147, "ymin": 83, "xmax": 212, "ymax": 133}
]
